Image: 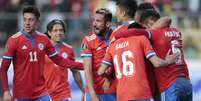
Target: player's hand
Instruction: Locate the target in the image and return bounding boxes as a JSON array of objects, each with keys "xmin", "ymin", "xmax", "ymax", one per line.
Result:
[
  {"xmin": 91, "ymin": 93, "xmax": 99, "ymax": 101},
  {"xmin": 102, "ymin": 78, "xmax": 110, "ymax": 91},
  {"xmin": 165, "ymin": 49, "xmax": 179, "ymax": 65},
  {"xmin": 3, "ymin": 90, "xmax": 12, "ymax": 101}
]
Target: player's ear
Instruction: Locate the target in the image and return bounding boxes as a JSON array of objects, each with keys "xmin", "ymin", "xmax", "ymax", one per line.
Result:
[{"xmin": 106, "ymin": 22, "xmax": 111, "ymax": 28}]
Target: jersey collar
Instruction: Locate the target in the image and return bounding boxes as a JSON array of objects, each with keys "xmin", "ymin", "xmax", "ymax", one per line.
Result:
[{"xmin": 21, "ymin": 30, "xmax": 37, "ymax": 39}]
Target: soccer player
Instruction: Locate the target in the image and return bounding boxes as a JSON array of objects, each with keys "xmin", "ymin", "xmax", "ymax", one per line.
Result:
[
  {"xmin": 44, "ymin": 19, "xmax": 85, "ymax": 101},
  {"xmin": 0, "ymin": 6, "xmax": 83, "ymax": 101},
  {"xmin": 113, "ymin": 10, "xmax": 192, "ymax": 101},
  {"xmin": 98, "ymin": 33, "xmax": 178, "ymax": 101},
  {"xmin": 81, "ymin": 8, "xmax": 117, "ymax": 101}
]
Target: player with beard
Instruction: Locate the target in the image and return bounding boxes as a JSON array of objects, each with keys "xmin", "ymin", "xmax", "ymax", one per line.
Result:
[{"xmin": 81, "ymin": 8, "xmax": 117, "ymax": 101}]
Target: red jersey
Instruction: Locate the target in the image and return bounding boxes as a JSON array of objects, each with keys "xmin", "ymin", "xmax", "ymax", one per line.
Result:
[
  {"xmin": 81, "ymin": 33, "xmax": 117, "ymax": 94},
  {"xmin": 44, "ymin": 42, "xmax": 74, "ymax": 101},
  {"xmin": 110, "ymin": 24, "xmax": 128, "ymax": 41},
  {"xmin": 147, "ymin": 28, "xmax": 189, "ymax": 92},
  {"xmin": 102, "ymin": 36, "xmax": 156, "ymax": 101},
  {"xmin": 114, "ymin": 28, "xmax": 189, "ymax": 92},
  {"xmin": 2, "ymin": 31, "xmax": 57, "ymax": 99}
]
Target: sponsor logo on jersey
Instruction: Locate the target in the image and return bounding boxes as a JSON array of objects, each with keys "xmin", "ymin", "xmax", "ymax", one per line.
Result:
[
  {"xmin": 38, "ymin": 43, "xmax": 44, "ymax": 50},
  {"xmin": 61, "ymin": 52, "xmax": 68, "ymax": 59}
]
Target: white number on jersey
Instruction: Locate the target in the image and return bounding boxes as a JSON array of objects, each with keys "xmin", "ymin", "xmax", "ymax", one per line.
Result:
[
  {"xmin": 171, "ymin": 40, "xmax": 182, "ymax": 64},
  {"xmin": 29, "ymin": 51, "xmax": 38, "ymax": 62},
  {"xmin": 113, "ymin": 50, "xmax": 135, "ymax": 79}
]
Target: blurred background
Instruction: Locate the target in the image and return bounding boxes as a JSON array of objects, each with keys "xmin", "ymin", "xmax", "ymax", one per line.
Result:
[{"xmin": 0, "ymin": 0, "xmax": 201, "ymax": 101}]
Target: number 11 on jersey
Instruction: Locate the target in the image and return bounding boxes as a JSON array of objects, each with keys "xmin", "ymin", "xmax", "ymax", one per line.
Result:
[{"xmin": 29, "ymin": 51, "xmax": 38, "ymax": 62}]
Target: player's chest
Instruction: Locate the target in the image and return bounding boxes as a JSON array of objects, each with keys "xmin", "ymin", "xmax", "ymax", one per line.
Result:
[
  {"xmin": 90, "ymin": 40, "xmax": 108, "ymax": 54},
  {"xmin": 16, "ymin": 38, "xmax": 46, "ymax": 57}
]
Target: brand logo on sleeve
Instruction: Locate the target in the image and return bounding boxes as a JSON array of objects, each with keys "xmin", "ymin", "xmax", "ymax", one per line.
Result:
[{"xmin": 38, "ymin": 43, "xmax": 44, "ymax": 50}]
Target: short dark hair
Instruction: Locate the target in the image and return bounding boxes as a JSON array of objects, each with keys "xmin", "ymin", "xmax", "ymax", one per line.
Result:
[
  {"xmin": 95, "ymin": 8, "xmax": 112, "ymax": 22},
  {"xmin": 116, "ymin": 0, "xmax": 137, "ymax": 18},
  {"xmin": 137, "ymin": 2, "xmax": 155, "ymax": 17},
  {"xmin": 23, "ymin": 6, "xmax": 40, "ymax": 20},
  {"xmin": 140, "ymin": 10, "xmax": 160, "ymax": 23},
  {"xmin": 45, "ymin": 19, "xmax": 66, "ymax": 38}
]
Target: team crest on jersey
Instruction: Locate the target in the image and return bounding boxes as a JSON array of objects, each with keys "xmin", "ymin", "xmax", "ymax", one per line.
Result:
[
  {"xmin": 61, "ymin": 52, "xmax": 68, "ymax": 59},
  {"xmin": 38, "ymin": 43, "xmax": 44, "ymax": 50}
]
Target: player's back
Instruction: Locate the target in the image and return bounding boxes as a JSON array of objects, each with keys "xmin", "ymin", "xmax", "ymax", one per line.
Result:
[
  {"xmin": 109, "ymin": 36, "xmax": 153, "ymax": 101},
  {"xmin": 149, "ymin": 27, "xmax": 189, "ymax": 92}
]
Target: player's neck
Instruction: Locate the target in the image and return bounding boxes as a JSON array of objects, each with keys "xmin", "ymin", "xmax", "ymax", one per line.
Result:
[
  {"xmin": 50, "ymin": 40, "xmax": 61, "ymax": 46},
  {"xmin": 122, "ymin": 17, "xmax": 133, "ymax": 22}
]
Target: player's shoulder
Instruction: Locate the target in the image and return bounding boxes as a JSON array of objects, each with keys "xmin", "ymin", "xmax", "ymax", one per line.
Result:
[
  {"xmin": 112, "ymin": 25, "xmax": 128, "ymax": 33},
  {"xmin": 36, "ymin": 31, "xmax": 49, "ymax": 39},
  {"xmin": 62, "ymin": 42, "xmax": 73, "ymax": 49},
  {"xmin": 10, "ymin": 32, "xmax": 22, "ymax": 39},
  {"xmin": 83, "ymin": 32, "xmax": 97, "ymax": 42}
]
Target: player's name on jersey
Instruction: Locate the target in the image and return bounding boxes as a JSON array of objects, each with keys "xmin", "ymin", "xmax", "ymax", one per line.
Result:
[
  {"xmin": 165, "ymin": 31, "xmax": 180, "ymax": 38},
  {"xmin": 115, "ymin": 41, "xmax": 129, "ymax": 50}
]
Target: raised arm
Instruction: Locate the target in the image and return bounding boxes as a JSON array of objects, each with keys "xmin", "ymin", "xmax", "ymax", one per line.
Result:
[{"xmin": 151, "ymin": 16, "xmax": 171, "ymax": 29}]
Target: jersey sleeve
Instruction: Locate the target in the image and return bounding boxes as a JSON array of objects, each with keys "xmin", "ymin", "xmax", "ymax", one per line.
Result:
[
  {"xmin": 80, "ymin": 38, "xmax": 92, "ymax": 58},
  {"xmin": 3, "ymin": 37, "xmax": 17, "ymax": 60},
  {"xmin": 146, "ymin": 29, "xmax": 159, "ymax": 40},
  {"xmin": 69, "ymin": 48, "xmax": 75, "ymax": 61},
  {"xmin": 45, "ymin": 37, "xmax": 58, "ymax": 57},
  {"xmin": 140, "ymin": 36, "xmax": 156, "ymax": 59},
  {"xmin": 101, "ymin": 47, "xmax": 113, "ymax": 66}
]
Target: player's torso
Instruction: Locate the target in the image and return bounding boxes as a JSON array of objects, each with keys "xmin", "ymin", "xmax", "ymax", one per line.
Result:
[
  {"xmin": 150, "ymin": 28, "xmax": 189, "ymax": 92},
  {"xmin": 84, "ymin": 33, "xmax": 116, "ymax": 94},
  {"xmin": 110, "ymin": 37, "xmax": 152, "ymax": 100},
  {"xmin": 44, "ymin": 43, "xmax": 72, "ymax": 99},
  {"xmin": 12, "ymin": 31, "xmax": 49, "ymax": 98}
]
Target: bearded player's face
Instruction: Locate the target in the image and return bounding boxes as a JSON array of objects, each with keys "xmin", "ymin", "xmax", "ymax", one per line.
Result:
[{"xmin": 92, "ymin": 13, "xmax": 107, "ymax": 35}]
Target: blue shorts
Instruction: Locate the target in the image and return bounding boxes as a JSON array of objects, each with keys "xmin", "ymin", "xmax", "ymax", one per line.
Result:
[
  {"xmin": 85, "ymin": 92, "xmax": 116, "ymax": 101},
  {"xmin": 161, "ymin": 77, "xmax": 192, "ymax": 101},
  {"xmin": 16, "ymin": 95, "xmax": 52, "ymax": 101}
]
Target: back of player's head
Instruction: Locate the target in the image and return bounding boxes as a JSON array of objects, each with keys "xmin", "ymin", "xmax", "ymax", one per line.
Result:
[
  {"xmin": 116, "ymin": 0, "xmax": 137, "ymax": 18},
  {"xmin": 23, "ymin": 5, "xmax": 40, "ymax": 20},
  {"xmin": 45, "ymin": 19, "xmax": 66, "ymax": 38},
  {"xmin": 140, "ymin": 10, "xmax": 160, "ymax": 23},
  {"xmin": 95, "ymin": 8, "xmax": 112, "ymax": 22},
  {"xmin": 136, "ymin": 2, "xmax": 155, "ymax": 17}
]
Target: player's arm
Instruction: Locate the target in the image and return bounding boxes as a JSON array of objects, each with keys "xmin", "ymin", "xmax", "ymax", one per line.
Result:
[
  {"xmin": 151, "ymin": 16, "xmax": 171, "ymax": 29},
  {"xmin": 1, "ymin": 37, "xmax": 16, "ymax": 101},
  {"xmin": 81, "ymin": 38, "xmax": 99, "ymax": 101},
  {"xmin": 50, "ymin": 55, "xmax": 83, "ymax": 70},
  {"xmin": 97, "ymin": 63, "xmax": 109, "ymax": 76},
  {"xmin": 0, "ymin": 59, "xmax": 12, "ymax": 101},
  {"xmin": 148, "ymin": 50, "xmax": 178, "ymax": 68},
  {"xmin": 113, "ymin": 28, "xmax": 148, "ymax": 40},
  {"xmin": 45, "ymin": 38, "xmax": 83, "ymax": 69},
  {"xmin": 71, "ymin": 69, "xmax": 85, "ymax": 94},
  {"xmin": 141, "ymin": 36, "xmax": 177, "ymax": 67}
]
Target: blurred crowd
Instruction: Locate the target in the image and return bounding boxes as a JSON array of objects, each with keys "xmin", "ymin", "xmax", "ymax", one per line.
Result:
[{"xmin": 0, "ymin": 0, "xmax": 200, "ymax": 59}]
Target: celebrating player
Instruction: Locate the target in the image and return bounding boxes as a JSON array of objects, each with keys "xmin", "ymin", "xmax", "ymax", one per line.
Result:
[
  {"xmin": 81, "ymin": 8, "xmax": 117, "ymax": 101},
  {"xmin": 44, "ymin": 19, "xmax": 85, "ymax": 101},
  {"xmin": 113, "ymin": 10, "xmax": 192, "ymax": 101},
  {"xmin": 0, "ymin": 6, "xmax": 83, "ymax": 101}
]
